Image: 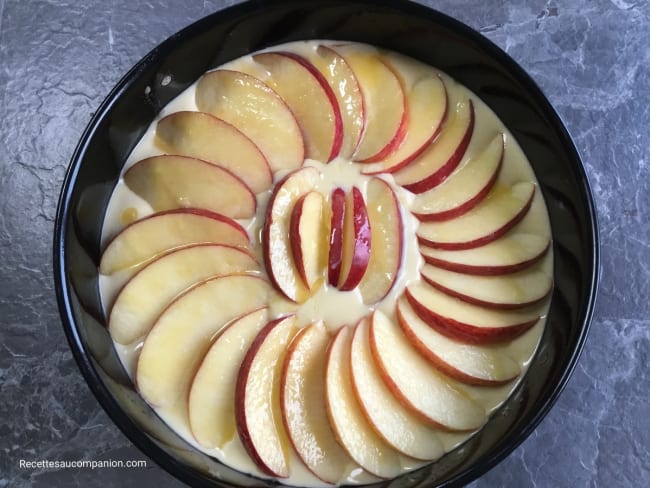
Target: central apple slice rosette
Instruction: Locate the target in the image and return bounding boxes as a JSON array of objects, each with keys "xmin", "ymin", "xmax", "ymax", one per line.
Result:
[{"xmin": 98, "ymin": 41, "xmax": 553, "ymax": 486}]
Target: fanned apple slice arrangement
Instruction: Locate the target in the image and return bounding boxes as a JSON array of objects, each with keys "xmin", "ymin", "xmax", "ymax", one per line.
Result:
[{"xmin": 99, "ymin": 41, "xmax": 553, "ymax": 485}]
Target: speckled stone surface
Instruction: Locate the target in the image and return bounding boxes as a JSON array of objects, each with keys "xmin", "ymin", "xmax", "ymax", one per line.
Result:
[{"xmin": 0, "ymin": 0, "xmax": 647, "ymax": 487}]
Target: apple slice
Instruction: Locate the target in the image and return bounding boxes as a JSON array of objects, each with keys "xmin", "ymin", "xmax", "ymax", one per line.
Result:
[
  {"xmin": 308, "ymin": 45, "xmax": 364, "ymax": 158},
  {"xmin": 100, "ymin": 209, "xmax": 250, "ymax": 275},
  {"xmin": 412, "ymin": 134, "xmax": 504, "ymax": 221},
  {"xmin": 235, "ymin": 315, "xmax": 298, "ymax": 478},
  {"xmin": 405, "ymin": 282, "xmax": 544, "ymax": 344},
  {"xmin": 337, "ymin": 187, "xmax": 372, "ymax": 291},
  {"xmin": 188, "ymin": 307, "xmax": 268, "ymax": 449},
  {"xmin": 327, "ymin": 188, "xmax": 346, "ymax": 287},
  {"xmin": 290, "ymin": 191, "xmax": 328, "ymax": 290},
  {"xmin": 109, "ymin": 244, "xmax": 258, "ymax": 345},
  {"xmin": 263, "ymin": 167, "xmax": 320, "ymax": 302},
  {"xmin": 124, "ymin": 155, "xmax": 256, "ymax": 218},
  {"xmin": 136, "ymin": 274, "xmax": 270, "ymax": 409},
  {"xmin": 420, "ymin": 233, "xmax": 550, "ymax": 275},
  {"xmin": 396, "ymin": 298, "xmax": 520, "ymax": 386},
  {"xmin": 368, "ymin": 311, "xmax": 485, "ymax": 431},
  {"xmin": 195, "ymin": 69, "xmax": 304, "ymax": 173},
  {"xmin": 350, "ymin": 319, "xmax": 444, "ymax": 460},
  {"xmin": 253, "ymin": 51, "xmax": 342, "ymax": 162},
  {"xmin": 325, "ymin": 325, "xmax": 411, "ymax": 478},
  {"xmin": 394, "ymin": 99, "xmax": 475, "ymax": 193},
  {"xmin": 358, "ymin": 178, "xmax": 403, "ymax": 304},
  {"xmin": 361, "ymin": 76, "xmax": 447, "ymax": 175},
  {"xmin": 155, "ymin": 111, "xmax": 272, "ymax": 194},
  {"xmin": 332, "ymin": 46, "xmax": 407, "ymax": 162},
  {"xmin": 417, "ymin": 181, "xmax": 536, "ymax": 250},
  {"xmin": 281, "ymin": 322, "xmax": 356, "ymax": 483},
  {"xmin": 420, "ymin": 257, "xmax": 553, "ymax": 309}
]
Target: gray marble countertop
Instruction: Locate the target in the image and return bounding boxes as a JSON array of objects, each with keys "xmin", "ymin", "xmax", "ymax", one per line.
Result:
[{"xmin": 1, "ymin": 0, "xmax": 648, "ymax": 487}]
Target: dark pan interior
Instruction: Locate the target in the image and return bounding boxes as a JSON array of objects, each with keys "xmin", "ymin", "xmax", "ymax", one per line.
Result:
[{"xmin": 54, "ymin": 1, "xmax": 599, "ymax": 486}]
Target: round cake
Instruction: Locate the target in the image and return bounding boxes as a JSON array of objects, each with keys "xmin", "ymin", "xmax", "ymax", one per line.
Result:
[{"xmin": 98, "ymin": 41, "xmax": 553, "ymax": 486}]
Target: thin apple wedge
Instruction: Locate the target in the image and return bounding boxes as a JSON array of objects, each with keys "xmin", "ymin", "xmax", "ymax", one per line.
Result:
[
  {"xmin": 281, "ymin": 322, "xmax": 356, "ymax": 483},
  {"xmin": 361, "ymin": 76, "xmax": 447, "ymax": 175},
  {"xmin": 155, "ymin": 111, "xmax": 272, "ymax": 194},
  {"xmin": 325, "ymin": 325, "xmax": 412, "ymax": 478},
  {"xmin": 396, "ymin": 298, "xmax": 520, "ymax": 386},
  {"xmin": 358, "ymin": 178, "xmax": 403, "ymax": 304},
  {"xmin": 350, "ymin": 319, "xmax": 444, "ymax": 460},
  {"xmin": 195, "ymin": 69, "xmax": 304, "ymax": 173},
  {"xmin": 337, "ymin": 186, "xmax": 371, "ymax": 291},
  {"xmin": 394, "ymin": 99, "xmax": 475, "ymax": 193},
  {"xmin": 263, "ymin": 167, "xmax": 320, "ymax": 302},
  {"xmin": 136, "ymin": 274, "xmax": 270, "ymax": 409},
  {"xmin": 417, "ymin": 181, "xmax": 536, "ymax": 250},
  {"xmin": 100, "ymin": 209, "xmax": 250, "ymax": 275},
  {"xmin": 405, "ymin": 282, "xmax": 544, "ymax": 344},
  {"xmin": 309, "ymin": 45, "xmax": 364, "ymax": 158},
  {"xmin": 421, "ymin": 256, "xmax": 553, "ymax": 309},
  {"xmin": 124, "ymin": 155, "xmax": 256, "ymax": 218},
  {"xmin": 290, "ymin": 191, "xmax": 328, "ymax": 290},
  {"xmin": 412, "ymin": 134, "xmax": 504, "ymax": 221},
  {"xmin": 188, "ymin": 308, "xmax": 269, "ymax": 449},
  {"xmin": 235, "ymin": 315, "xmax": 298, "ymax": 478},
  {"xmin": 368, "ymin": 311, "xmax": 485, "ymax": 431},
  {"xmin": 332, "ymin": 46, "xmax": 407, "ymax": 162},
  {"xmin": 253, "ymin": 51, "xmax": 342, "ymax": 162},
  {"xmin": 109, "ymin": 244, "xmax": 258, "ymax": 345},
  {"xmin": 420, "ymin": 233, "xmax": 550, "ymax": 275},
  {"xmin": 327, "ymin": 188, "xmax": 346, "ymax": 287}
]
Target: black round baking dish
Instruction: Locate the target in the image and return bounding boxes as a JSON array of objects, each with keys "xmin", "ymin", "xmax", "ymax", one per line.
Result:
[{"xmin": 53, "ymin": 0, "xmax": 599, "ymax": 486}]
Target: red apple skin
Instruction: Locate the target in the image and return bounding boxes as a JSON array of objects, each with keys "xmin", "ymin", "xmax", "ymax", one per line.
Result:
[
  {"xmin": 328, "ymin": 188, "xmax": 346, "ymax": 286},
  {"xmin": 338, "ymin": 187, "xmax": 372, "ymax": 291},
  {"xmin": 413, "ymin": 152, "xmax": 503, "ymax": 222},
  {"xmin": 420, "ymin": 242, "xmax": 551, "ymax": 276},
  {"xmin": 271, "ymin": 51, "xmax": 343, "ymax": 162},
  {"xmin": 404, "ymin": 288, "xmax": 539, "ymax": 345},
  {"xmin": 234, "ymin": 316, "xmax": 289, "ymax": 478},
  {"xmin": 417, "ymin": 187, "xmax": 536, "ymax": 251},
  {"xmin": 401, "ymin": 100, "xmax": 475, "ymax": 194},
  {"xmin": 420, "ymin": 272, "xmax": 552, "ymax": 311},
  {"xmin": 289, "ymin": 193, "xmax": 309, "ymax": 289},
  {"xmin": 395, "ymin": 302, "xmax": 518, "ymax": 386}
]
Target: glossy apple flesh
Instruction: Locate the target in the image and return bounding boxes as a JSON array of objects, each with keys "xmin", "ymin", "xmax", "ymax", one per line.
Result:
[
  {"xmin": 368, "ymin": 311, "xmax": 485, "ymax": 431},
  {"xmin": 109, "ymin": 244, "xmax": 258, "ymax": 345},
  {"xmin": 421, "ymin": 258, "xmax": 553, "ymax": 310},
  {"xmin": 310, "ymin": 45, "xmax": 364, "ymax": 158},
  {"xmin": 358, "ymin": 178, "xmax": 403, "ymax": 304},
  {"xmin": 394, "ymin": 99, "xmax": 475, "ymax": 193},
  {"xmin": 350, "ymin": 318, "xmax": 445, "ymax": 460},
  {"xmin": 337, "ymin": 187, "xmax": 372, "ymax": 291},
  {"xmin": 155, "ymin": 111, "xmax": 272, "ymax": 193},
  {"xmin": 195, "ymin": 69, "xmax": 304, "ymax": 173},
  {"xmin": 419, "ymin": 233, "xmax": 550, "ymax": 275},
  {"xmin": 290, "ymin": 191, "xmax": 328, "ymax": 290},
  {"xmin": 325, "ymin": 325, "xmax": 411, "ymax": 478},
  {"xmin": 396, "ymin": 298, "xmax": 520, "ymax": 386},
  {"xmin": 412, "ymin": 134, "xmax": 504, "ymax": 221},
  {"xmin": 361, "ymin": 75, "xmax": 447, "ymax": 175},
  {"xmin": 136, "ymin": 274, "xmax": 270, "ymax": 409},
  {"xmin": 405, "ymin": 283, "xmax": 544, "ymax": 344},
  {"xmin": 253, "ymin": 51, "xmax": 342, "ymax": 162},
  {"xmin": 417, "ymin": 181, "xmax": 536, "ymax": 250},
  {"xmin": 188, "ymin": 308, "xmax": 269, "ymax": 448},
  {"xmin": 235, "ymin": 315, "xmax": 297, "ymax": 478},
  {"xmin": 263, "ymin": 167, "xmax": 320, "ymax": 302},
  {"xmin": 124, "ymin": 155, "xmax": 256, "ymax": 219},
  {"xmin": 333, "ymin": 46, "xmax": 407, "ymax": 162},
  {"xmin": 281, "ymin": 323, "xmax": 355, "ymax": 483},
  {"xmin": 99, "ymin": 209, "xmax": 250, "ymax": 275}
]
